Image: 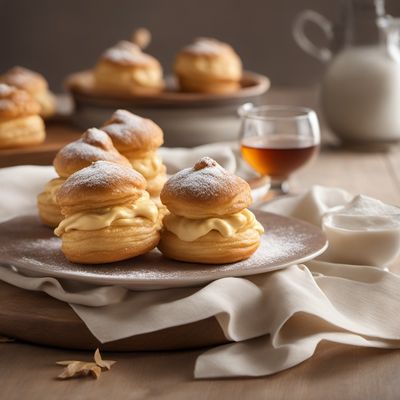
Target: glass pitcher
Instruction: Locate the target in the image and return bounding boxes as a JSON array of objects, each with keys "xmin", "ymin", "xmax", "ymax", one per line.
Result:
[{"xmin": 293, "ymin": 0, "xmax": 400, "ymax": 145}]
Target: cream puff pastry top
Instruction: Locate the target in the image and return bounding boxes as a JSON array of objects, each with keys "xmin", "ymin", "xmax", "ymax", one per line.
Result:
[
  {"xmin": 0, "ymin": 66, "xmax": 55, "ymax": 117},
  {"xmin": 163, "ymin": 208, "xmax": 264, "ymax": 241},
  {"xmin": 174, "ymin": 38, "xmax": 242, "ymax": 81},
  {"xmin": 53, "ymin": 128, "xmax": 131, "ymax": 178},
  {"xmin": 160, "ymin": 157, "xmax": 253, "ymax": 218},
  {"xmin": 101, "ymin": 41, "xmax": 156, "ymax": 67},
  {"xmin": 0, "ymin": 84, "xmax": 41, "ymax": 122},
  {"xmin": 101, "ymin": 109, "xmax": 163, "ymax": 153},
  {"xmin": 55, "ymin": 191, "xmax": 158, "ymax": 235},
  {"xmin": 95, "ymin": 41, "xmax": 164, "ymax": 89}
]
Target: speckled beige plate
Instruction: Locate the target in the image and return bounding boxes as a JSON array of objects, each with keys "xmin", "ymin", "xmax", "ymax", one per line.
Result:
[{"xmin": 0, "ymin": 211, "xmax": 327, "ymax": 290}]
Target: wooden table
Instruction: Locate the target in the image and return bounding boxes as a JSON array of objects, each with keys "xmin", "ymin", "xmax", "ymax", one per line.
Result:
[{"xmin": 1, "ymin": 87, "xmax": 400, "ymax": 400}]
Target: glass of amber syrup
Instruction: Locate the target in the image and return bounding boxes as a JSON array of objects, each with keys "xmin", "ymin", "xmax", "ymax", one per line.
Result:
[{"xmin": 239, "ymin": 104, "xmax": 320, "ymax": 196}]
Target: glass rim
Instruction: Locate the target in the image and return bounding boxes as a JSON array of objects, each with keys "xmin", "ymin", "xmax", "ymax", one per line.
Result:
[{"xmin": 238, "ymin": 104, "xmax": 317, "ymax": 121}]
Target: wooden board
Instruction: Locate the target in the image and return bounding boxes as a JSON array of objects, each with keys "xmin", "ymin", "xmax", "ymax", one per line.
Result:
[
  {"xmin": 0, "ymin": 121, "xmax": 81, "ymax": 168},
  {"xmin": 0, "ymin": 281, "xmax": 228, "ymax": 351}
]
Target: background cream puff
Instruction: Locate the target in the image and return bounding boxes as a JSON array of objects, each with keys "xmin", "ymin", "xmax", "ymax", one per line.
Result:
[
  {"xmin": 55, "ymin": 160, "xmax": 161, "ymax": 264},
  {"xmin": 94, "ymin": 40, "xmax": 164, "ymax": 95},
  {"xmin": 102, "ymin": 109, "xmax": 167, "ymax": 198},
  {"xmin": 0, "ymin": 66, "xmax": 56, "ymax": 118},
  {"xmin": 174, "ymin": 38, "xmax": 243, "ymax": 94},
  {"xmin": 0, "ymin": 84, "xmax": 45, "ymax": 149},
  {"xmin": 158, "ymin": 157, "xmax": 264, "ymax": 264},
  {"xmin": 37, "ymin": 128, "xmax": 130, "ymax": 227}
]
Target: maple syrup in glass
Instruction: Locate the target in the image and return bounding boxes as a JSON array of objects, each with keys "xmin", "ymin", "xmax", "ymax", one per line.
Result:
[
  {"xmin": 241, "ymin": 135, "xmax": 319, "ymax": 178},
  {"xmin": 239, "ymin": 105, "xmax": 320, "ymax": 196}
]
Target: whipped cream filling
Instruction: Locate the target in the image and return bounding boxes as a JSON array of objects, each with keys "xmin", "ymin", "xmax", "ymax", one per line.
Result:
[
  {"xmin": 129, "ymin": 153, "xmax": 164, "ymax": 179},
  {"xmin": 163, "ymin": 208, "xmax": 264, "ymax": 241},
  {"xmin": 54, "ymin": 192, "xmax": 159, "ymax": 236}
]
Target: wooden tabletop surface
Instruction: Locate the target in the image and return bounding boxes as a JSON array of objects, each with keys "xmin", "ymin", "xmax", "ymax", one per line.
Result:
[{"xmin": 1, "ymin": 87, "xmax": 400, "ymax": 400}]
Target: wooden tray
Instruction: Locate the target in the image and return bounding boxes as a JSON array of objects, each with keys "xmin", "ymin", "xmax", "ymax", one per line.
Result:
[
  {"xmin": 0, "ymin": 281, "xmax": 228, "ymax": 351},
  {"xmin": 0, "ymin": 121, "xmax": 81, "ymax": 168}
]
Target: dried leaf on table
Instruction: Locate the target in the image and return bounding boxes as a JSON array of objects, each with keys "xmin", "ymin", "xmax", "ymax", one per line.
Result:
[
  {"xmin": 56, "ymin": 348, "xmax": 116, "ymax": 380},
  {"xmin": 57, "ymin": 361, "xmax": 101, "ymax": 380},
  {"xmin": 94, "ymin": 348, "xmax": 116, "ymax": 370},
  {"xmin": 56, "ymin": 361, "xmax": 81, "ymax": 366}
]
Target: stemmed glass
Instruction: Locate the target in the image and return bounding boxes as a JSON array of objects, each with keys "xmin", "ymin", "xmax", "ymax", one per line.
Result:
[{"xmin": 239, "ymin": 104, "xmax": 320, "ymax": 198}]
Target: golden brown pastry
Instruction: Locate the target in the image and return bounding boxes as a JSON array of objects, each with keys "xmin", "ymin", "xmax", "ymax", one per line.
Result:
[
  {"xmin": 0, "ymin": 66, "xmax": 56, "ymax": 118},
  {"xmin": 94, "ymin": 41, "xmax": 164, "ymax": 95},
  {"xmin": 174, "ymin": 38, "xmax": 242, "ymax": 94},
  {"xmin": 158, "ymin": 157, "xmax": 264, "ymax": 264},
  {"xmin": 0, "ymin": 84, "xmax": 45, "ymax": 149},
  {"xmin": 102, "ymin": 109, "xmax": 167, "ymax": 197},
  {"xmin": 55, "ymin": 160, "xmax": 161, "ymax": 264},
  {"xmin": 37, "ymin": 128, "xmax": 130, "ymax": 227}
]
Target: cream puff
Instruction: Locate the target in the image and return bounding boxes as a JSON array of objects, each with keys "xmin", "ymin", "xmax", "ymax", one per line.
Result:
[
  {"xmin": 174, "ymin": 38, "xmax": 242, "ymax": 94},
  {"xmin": 102, "ymin": 109, "xmax": 167, "ymax": 197},
  {"xmin": 158, "ymin": 157, "xmax": 264, "ymax": 264},
  {"xmin": 0, "ymin": 66, "xmax": 56, "ymax": 118},
  {"xmin": 94, "ymin": 40, "xmax": 164, "ymax": 95},
  {"xmin": 37, "ymin": 128, "xmax": 130, "ymax": 227},
  {"xmin": 0, "ymin": 84, "xmax": 45, "ymax": 149},
  {"xmin": 55, "ymin": 160, "xmax": 160, "ymax": 264}
]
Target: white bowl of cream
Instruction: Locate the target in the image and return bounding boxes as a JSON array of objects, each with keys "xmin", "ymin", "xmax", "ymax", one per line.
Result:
[{"xmin": 321, "ymin": 195, "xmax": 400, "ymax": 266}]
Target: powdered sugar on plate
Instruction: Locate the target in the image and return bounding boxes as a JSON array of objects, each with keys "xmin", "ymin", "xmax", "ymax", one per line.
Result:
[{"xmin": 0, "ymin": 211, "xmax": 327, "ymax": 290}]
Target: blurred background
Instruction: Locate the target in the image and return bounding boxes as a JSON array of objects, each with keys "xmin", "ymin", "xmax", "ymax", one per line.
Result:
[{"xmin": 2, "ymin": 0, "xmax": 399, "ymax": 91}]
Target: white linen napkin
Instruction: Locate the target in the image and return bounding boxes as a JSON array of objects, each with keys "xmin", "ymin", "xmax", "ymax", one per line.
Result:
[
  {"xmin": 0, "ymin": 165, "xmax": 57, "ymax": 223},
  {"xmin": 158, "ymin": 142, "xmax": 236, "ymax": 174},
  {"xmin": 1, "ymin": 151, "xmax": 400, "ymax": 378}
]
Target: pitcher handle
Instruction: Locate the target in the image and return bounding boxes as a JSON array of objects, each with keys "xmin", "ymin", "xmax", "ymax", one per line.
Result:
[{"xmin": 293, "ymin": 10, "xmax": 333, "ymax": 63}]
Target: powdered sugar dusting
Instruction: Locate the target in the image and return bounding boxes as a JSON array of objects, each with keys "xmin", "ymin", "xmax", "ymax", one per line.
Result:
[
  {"xmin": 324, "ymin": 195, "xmax": 400, "ymax": 231},
  {"xmin": 164, "ymin": 157, "xmax": 243, "ymax": 202},
  {"xmin": 102, "ymin": 109, "xmax": 162, "ymax": 150},
  {"xmin": 183, "ymin": 38, "xmax": 232, "ymax": 55},
  {"xmin": 103, "ymin": 109, "xmax": 148, "ymax": 136},
  {"xmin": 335, "ymin": 195, "xmax": 400, "ymax": 216},
  {"xmin": 102, "ymin": 41, "xmax": 155, "ymax": 65},
  {"xmin": 81, "ymin": 128, "xmax": 114, "ymax": 150},
  {"xmin": 0, "ymin": 66, "xmax": 44, "ymax": 88},
  {"xmin": 0, "ymin": 83, "xmax": 39, "ymax": 115},
  {"xmin": 55, "ymin": 129, "xmax": 125, "ymax": 166},
  {"xmin": 59, "ymin": 160, "xmax": 144, "ymax": 196},
  {"xmin": 0, "ymin": 83, "xmax": 15, "ymax": 97}
]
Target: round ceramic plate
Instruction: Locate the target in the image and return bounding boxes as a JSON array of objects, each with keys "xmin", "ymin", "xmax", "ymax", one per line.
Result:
[
  {"xmin": 67, "ymin": 70, "xmax": 270, "ymax": 107},
  {"xmin": 0, "ymin": 211, "xmax": 327, "ymax": 290}
]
